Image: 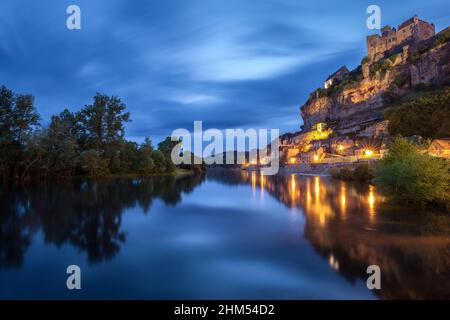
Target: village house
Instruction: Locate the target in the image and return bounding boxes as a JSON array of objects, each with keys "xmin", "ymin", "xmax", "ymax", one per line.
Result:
[
  {"xmin": 428, "ymin": 139, "xmax": 450, "ymax": 158},
  {"xmin": 324, "ymin": 66, "xmax": 349, "ymax": 89}
]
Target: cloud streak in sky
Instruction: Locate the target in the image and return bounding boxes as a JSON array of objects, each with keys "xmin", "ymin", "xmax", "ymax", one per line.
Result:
[{"xmin": 0, "ymin": 0, "xmax": 449, "ymax": 143}]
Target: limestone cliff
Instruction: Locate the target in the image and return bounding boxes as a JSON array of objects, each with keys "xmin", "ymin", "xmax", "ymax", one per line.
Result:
[{"xmin": 300, "ymin": 27, "xmax": 450, "ymax": 138}]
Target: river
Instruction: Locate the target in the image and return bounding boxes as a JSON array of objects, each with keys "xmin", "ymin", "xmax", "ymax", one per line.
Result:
[{"xmin": 0, "ymin": 170, "xmax": 449, "ymax": 299}]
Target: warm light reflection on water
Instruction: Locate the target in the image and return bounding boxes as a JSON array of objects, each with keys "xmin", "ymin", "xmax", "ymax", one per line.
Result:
[
  {"xmin": 245, "ymin": 172, "xmax": 381, "ymax": 227},
  {"xmin": 260, "ymin": 174, "xmax": 265, "ymax": 199},
  {"xmin": 368, "ymin": 185, "xmax": 376, "ymax": 222},
  {"xmin": 251, "ymin": 171, "xmax": 256, "ymax": 197},
  {"xmin": 2, "ymin": 171, "xmax": 449, "ymax": 299},
  {"xmin": 340, "ymin": 183, "xmax": 347, "ymax": 216}
]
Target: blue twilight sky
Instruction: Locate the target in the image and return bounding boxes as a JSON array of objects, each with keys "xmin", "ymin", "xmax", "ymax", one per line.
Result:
[{"xmin": 0, "ymin": 0, "xmax": 449, "ymax": 144}]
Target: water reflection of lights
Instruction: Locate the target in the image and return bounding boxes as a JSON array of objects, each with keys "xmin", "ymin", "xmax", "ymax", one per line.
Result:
[
  {"xmin": 251, "ymin": 171, "xmax": 256, "ymax": 196},
  {"xmin": 340, "ymin": 183, "xmax": 346, "ymax": 215},
  {"xmin": 368, "ymin": 185, "xmax": 376, "ymax": 219},
  {"xmin": 306, "ymin": 180, "xmax": 311, "ymax": 208},
  {"xmin": 314, "ymin": 177, "xmax": 320, "ymax": 200},
  {"xmin": 290, "ymin": 174, "xmax": 296, "ymax": 203},
  {"xmin": 328, "ymin": 254, "xmax": 339, "ymax": 271},
  {"xmin": 260, "ymin": 174, "xmax": 265, "ymax": 199}
]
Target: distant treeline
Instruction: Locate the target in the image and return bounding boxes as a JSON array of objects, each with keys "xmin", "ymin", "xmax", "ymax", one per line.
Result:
[{"xmin": 0, "ymin": 85, "xmax": 200, "ymax": 182}]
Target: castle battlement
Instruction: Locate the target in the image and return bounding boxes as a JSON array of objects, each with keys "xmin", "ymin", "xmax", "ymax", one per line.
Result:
[{"xmin": 367, "ymin": 15, "xmax": 435, "ymax": 62}]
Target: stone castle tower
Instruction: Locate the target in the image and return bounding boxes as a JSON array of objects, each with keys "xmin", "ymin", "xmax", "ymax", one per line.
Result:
[{"xmin": 366, "ymin": 15, "xmax": 435, "ymax": 62}]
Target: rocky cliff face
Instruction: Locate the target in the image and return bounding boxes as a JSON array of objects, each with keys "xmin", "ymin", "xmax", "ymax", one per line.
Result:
[{"xmin": 300, "ymin": 28, "xmax": 450, "ymax": 138}]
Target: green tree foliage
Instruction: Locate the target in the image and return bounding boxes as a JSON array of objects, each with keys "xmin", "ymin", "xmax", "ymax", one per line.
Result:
[
  {"xmin": 151, "ymin": 150, "xmax": 171, "ymax": 173},
  {"xmin": 41, "ymin": 113, "xmax": 79, "ymax": 177},
  {"xmin": 0, "ymin": 85, "xmax": 182, "ymax": 181},
  {"xmin": 0, "ymin": 86, "xmax": 40, "ymax": 180},
  {"xmin": 373, "ymin": 137, "xmax": 450, "ymax": 208},
  {"xmin": 136, "ymin": 138, "xmax": 155, "ymax": 175},
  {"xmin": 79, "ymin": 149, "xmax": 110, "ymax": 177},
  {"xmin": 384, "ymin": 87, "xmax": 450, "ymax": 139}
]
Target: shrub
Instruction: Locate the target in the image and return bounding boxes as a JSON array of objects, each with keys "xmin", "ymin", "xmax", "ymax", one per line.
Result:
[
  {"xmin": 373, "ymin": 137, "xmax": 450, "ymax": 208},
  {"xmin": 353, "ymin": 163, "xmax": 373, "ymax": 181},
  {"xmin": 329, "ymin": 163, "xmax": 373, "ymax": 181},
  {"xmin": 388, "ymin": 53, "xmax": 399, "ymax": 64},
  {"xmin": 393, "ymin": 73, "xmax": 409, "ymax": 88},
  {"xmin": 435, "ymin": 27, "xmax": 450, "ymax": 46},
  {"xmin": 370, "ymin": 59, "xmax": 393, "ymax": 77},
  {"xmin": 361, "ymin": 56, "xmax": 370, "ymax": 65}
]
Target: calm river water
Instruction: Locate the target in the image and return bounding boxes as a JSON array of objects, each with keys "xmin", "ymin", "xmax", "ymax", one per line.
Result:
[{"xmin": 0, "ymin": 170, "xmax": 449, "ymax": 299}]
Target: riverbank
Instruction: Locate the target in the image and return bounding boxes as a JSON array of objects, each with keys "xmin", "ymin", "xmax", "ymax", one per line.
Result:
[{"xmin": 245, "ymin": 160, "xmax": 377, "ymax": 176}]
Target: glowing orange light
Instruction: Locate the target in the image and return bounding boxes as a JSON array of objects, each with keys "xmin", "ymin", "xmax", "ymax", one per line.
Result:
[
  {"xmin": 313, "ymin": 154, "xmax": 319, "ymax": 162},
  {"xmin": 290, "ymin": 174, "xmax": 296, "ymax": 204},
  {"xmin": 251, "ymin": 171, "xmax": 256, "ymax": 191},
  {"xmin": 365, "ymin": 149, "xmax": 374, "ymax": 157},
  {"xmin": 260, "ymin": 174, "xmax": 265, "ymax": 199},
  {"xmin": 340, "ymin": 184, "xmax": 346, "ymax": 213},
  {"xmin": 368, "ymin": 185, "xmax": 376, "ymax": 219},
  {"xmin": 290, "ymin": 157, "xmax": 296, "ymax": 164},
  {"xmin": 314, "ymin": 176, "xmax": 320, "ymax": 199},
  {"xmin": 338, "ymin": 145, "xmax": 344, "ymax": 152}
]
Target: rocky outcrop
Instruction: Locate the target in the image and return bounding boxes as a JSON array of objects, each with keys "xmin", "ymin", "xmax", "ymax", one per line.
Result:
[{"xmin": 300, "ymin": 28, "xmax": 450, "ymax": 138}]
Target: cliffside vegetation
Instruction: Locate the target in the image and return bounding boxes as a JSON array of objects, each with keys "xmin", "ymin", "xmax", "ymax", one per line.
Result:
[
  {"xmin": 373, "ymin": 137, "xmax": 450, "ymax": 209},
  {"xmin": 384, "ymin": 86, "xmax": 450, "ymax": 139},
  {"xmin": 0, "ymin": 85, "xmax": 194, "ymax": 182}
]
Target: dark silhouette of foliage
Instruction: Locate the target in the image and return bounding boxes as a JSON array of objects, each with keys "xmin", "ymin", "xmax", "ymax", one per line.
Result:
[{"xmin": 0, "ymin": 85, "xmax": 182, "ymax": 181}]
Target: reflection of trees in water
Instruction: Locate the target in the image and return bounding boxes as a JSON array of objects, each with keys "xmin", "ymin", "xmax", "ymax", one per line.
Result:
[
  {"xmin": 209, "ymin": 169, "xmax": 450, "ymax": 299},
  {"xmin": 0, "ymin": 192, "xmax": 35, "ymax": 268},
  {"xmin": 0, "ymin": 174, "xmax": 205, "ymax": 268}
]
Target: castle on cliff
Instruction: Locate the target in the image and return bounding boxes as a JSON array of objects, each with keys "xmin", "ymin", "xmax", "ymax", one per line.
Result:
[
  {"xmin": 367, "ymin": 15, "xmax": 435, "ymax": 62},
  {"xmin": 278, "ymin": 15, "xmax": 450, "ymax": 166}
]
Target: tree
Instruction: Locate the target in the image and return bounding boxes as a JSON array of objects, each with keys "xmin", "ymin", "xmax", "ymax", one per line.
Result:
[
  {"xmin": 136, "ymin": 138, "xmax": 155, "ymax": 174},
  {"xmin": 118, "ymin": 140, "xmax": 139, "ymax": 173},
  {"xmin": 157, "ymin": 136, "xmax": 179, "ymax": 159},
  {"xmin": 385, "ymin": 87, "xmax": 450, "ymax": 139},
  {"xmin": 0, "ymin": 85, "xmax": 188, "ymax": 181},
  {"xmin": 77, "ymin": 94, "xmax": 130, "ymax": 173},
  {"xmin": 79, "ymin": 149, "xmax": 110, "ymax": 177},
  {"xmin": 0, "ymin": 86, "xmax": 40, "ymax": 181},
  {"xmin": 12, "ymin": 94, "xmax": 40, "ymax": 145},
  {"xmin": 41, "ymin": 113, "xmax": 79, "ymax": 177},
  {"xmin": 373, "ymin": 137, "xmax": 450, "ymax": 208}
]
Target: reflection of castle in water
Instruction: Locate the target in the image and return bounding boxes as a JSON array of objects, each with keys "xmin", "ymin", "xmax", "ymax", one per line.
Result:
[
  {"xmin": 208, "ymin": 169, "xmax": 450, "ymax": 299},
  {"xmin": 2, "ymin": 170, "xmax": 449, "ymax": 299},
  {"xmin": 0, "ymin": 174, "xmax": 205, "ymax": 268}
]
